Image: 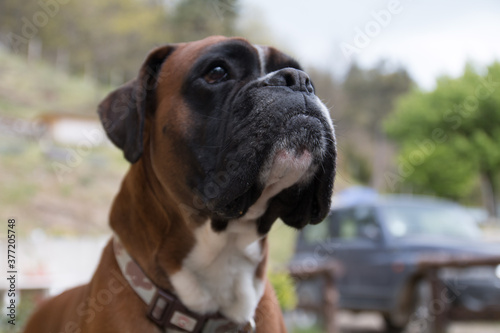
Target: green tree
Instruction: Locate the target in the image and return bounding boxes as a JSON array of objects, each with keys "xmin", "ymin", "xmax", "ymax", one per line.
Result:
[
  {"xmin": 0, "ymin": 0, "xmax": 241, "ymax": 84},
  {"xmin": 0, "ymin": 0, "xmax": 170, "ymax": 82},
  {"xmin": 385, "ymin": 62, "xmax": 500, "ymax": 216}
]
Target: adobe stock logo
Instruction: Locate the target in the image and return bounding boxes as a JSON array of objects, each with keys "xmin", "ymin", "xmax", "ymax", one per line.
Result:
[
  {"xmin": 340, "ymin": 0, "xmax": 407, "ymax": 59},
  {"xmin": 8, "ymin": 0, "xmax": 71, "ymax": 52}
]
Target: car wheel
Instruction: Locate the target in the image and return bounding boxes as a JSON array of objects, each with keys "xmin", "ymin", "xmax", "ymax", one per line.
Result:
[{"xmin": 404, "ymin": 280, "xmax": 436, "ymax": 333}]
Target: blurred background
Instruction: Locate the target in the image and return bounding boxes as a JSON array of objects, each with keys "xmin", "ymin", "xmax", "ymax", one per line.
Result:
[{"xmin": 0, "ymin": 0, "xmax": 500, "ymax": 332}]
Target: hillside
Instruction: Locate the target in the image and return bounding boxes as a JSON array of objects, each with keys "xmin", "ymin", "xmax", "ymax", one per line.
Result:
[
  {"xmin": 0, "ymin": 51, "xmax": 127, "ymax": 237},
  {"xmin": 0, "ymin": 49, "xmax": 109, "ymax": 118}
]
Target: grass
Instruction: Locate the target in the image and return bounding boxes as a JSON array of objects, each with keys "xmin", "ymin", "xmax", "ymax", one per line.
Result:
[
  {"xmin": 0, "ymin": 49, "xmax": 110, "ymax": 118},
  {"xmin": 0, "ymin": 49, "xmax": 125, "ymax": 237},
  {"xmin": 0, "ymin": 135, "xmax": 129, "ymax": 237}
]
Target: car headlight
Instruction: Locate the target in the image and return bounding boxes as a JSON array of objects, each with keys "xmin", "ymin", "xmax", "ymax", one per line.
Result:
[{"xmin": 495, "ymin": 265, "xmax": 500, "ymax": 279}]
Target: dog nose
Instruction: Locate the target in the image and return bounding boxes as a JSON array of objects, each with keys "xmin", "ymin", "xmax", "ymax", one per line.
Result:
[{"xmin": 262, "ymin": 68, "xmax": 314, "ymax": 93}]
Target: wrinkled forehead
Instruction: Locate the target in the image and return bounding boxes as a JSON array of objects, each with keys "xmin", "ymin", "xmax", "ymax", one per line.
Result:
[
  {"xmin": 159, "ymin": 36, "xmax": 302, "ymax": 82},
  {"xmin": 254, "ymin": 44, "xmax": 303, "ymax": 74}
]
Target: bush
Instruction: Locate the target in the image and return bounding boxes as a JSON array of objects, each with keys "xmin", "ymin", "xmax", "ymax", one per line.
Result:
[{"xmin": 268, "ymin": 270, "xmax": 298, "ymax": 311}]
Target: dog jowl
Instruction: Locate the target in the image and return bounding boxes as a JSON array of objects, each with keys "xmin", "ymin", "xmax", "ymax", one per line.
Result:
[{"xmin": 24, "ymin": 36, "xmax": 336, "ymax": 333}]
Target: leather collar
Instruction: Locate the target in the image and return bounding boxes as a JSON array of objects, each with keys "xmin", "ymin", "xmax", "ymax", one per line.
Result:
[{"xmin": 113, "ymin": 236, "xmax": 255, "ymax": 333}]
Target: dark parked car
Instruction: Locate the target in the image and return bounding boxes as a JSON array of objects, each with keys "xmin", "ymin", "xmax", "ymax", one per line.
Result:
[{"xmin": 291, "ymin": 188, "xmax": 500, "ymax": 332}]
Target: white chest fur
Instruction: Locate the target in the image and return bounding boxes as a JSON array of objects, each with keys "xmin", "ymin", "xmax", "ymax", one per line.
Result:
[{"xmin": 169, "ymin": 219, "xmax": 265, "ymax": 323}]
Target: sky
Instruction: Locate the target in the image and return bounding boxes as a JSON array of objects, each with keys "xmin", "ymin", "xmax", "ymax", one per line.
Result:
[{"xmin": 241, "ymin": 0, "xmax": 500, "ymax": 89}]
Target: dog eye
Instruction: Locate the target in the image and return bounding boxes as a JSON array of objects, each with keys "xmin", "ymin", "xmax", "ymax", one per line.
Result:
[{"xmin": 204, "ymin": 66, "xmax": 228, "ymax": 84}]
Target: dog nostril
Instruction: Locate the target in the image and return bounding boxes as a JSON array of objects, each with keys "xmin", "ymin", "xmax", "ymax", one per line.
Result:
[
  {"xmin": 305, "ymin": 77, "xmax": 314, "ymax": 93},
  {"xmin": 263, "ymin": 68, "xmax": 314, "ymax": 93},
  {"xmin": 283, "ymin": 72, "xmax": 297, "ymax": 87}
]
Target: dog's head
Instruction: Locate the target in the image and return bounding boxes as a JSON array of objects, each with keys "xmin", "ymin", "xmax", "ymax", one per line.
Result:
[{"xmin": 98, "ymin": 36, "xmax": 336, "ymax": 233}]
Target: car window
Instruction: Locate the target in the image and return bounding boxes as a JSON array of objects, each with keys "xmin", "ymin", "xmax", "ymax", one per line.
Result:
[
  {"xmin": 338, "ymin": 212, "xmax": 357, "ymax": 239},
  {"xmin": 301, "ymin": 207, "xmax": 380, "ymax": 244},
  {"xmin": 382, "ymin": 204, "xmax": 481, "ymax": 240},
  {"xmin": 332, "ymin": 207, "xmax": 380, "ymax": 241},
  {"xmin": 303, "ymin": 218, "xmax": 329, "ymax": 243}
]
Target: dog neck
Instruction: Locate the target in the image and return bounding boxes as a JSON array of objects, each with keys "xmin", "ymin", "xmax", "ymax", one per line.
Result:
[
  {"xmin": 112, "ymin": 235, "xmax": 256, "ymax": 332},
  {"xmin": 109, "ymin": 158, "xmax": 196, "ymax": 287},
  {"xmin": 109, "ymin": 158, "xmax": 268, "ymax": 324}
]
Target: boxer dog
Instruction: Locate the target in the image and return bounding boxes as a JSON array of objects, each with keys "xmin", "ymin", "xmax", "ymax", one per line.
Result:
[{"xmin": 24, "ymin": 36, "xmax": 336, "ymax": 333}]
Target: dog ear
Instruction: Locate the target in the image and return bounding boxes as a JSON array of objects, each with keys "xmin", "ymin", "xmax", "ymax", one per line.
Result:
[{"xmin": 97, "ymin": 45, "xmax": 176, "ymax": 163}]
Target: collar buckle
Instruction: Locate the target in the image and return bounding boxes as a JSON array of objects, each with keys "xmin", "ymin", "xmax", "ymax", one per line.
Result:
[{"xmin": 147, "ymin": 289, "xmax": 206, "ymax": 332}]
